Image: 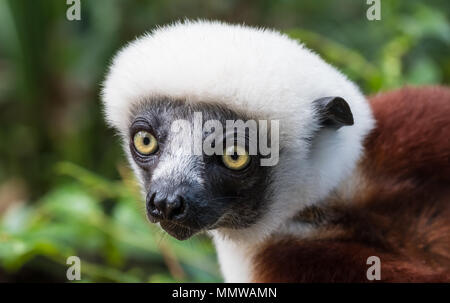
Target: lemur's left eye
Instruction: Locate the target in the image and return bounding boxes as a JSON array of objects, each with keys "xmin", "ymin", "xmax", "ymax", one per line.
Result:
[
  {"xmin": 222, "ymin": 145, "xmax": 250, "ymax": 170},
  {"xmin": 133, "ymin": 131, "xmax": 158, "ymax": 155}
]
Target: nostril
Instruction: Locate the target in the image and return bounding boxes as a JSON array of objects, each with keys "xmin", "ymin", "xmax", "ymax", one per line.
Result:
[
  {"xmin": 146, "ymin": 192, "xmax": 155, "ymax": 210},
  {"xmin": 168, "ymin": 195, "xmax": 186, "ymax": 219},
  {"xmin": 146, "ymin": 192, "xmax": 163, "ymax": 218}
]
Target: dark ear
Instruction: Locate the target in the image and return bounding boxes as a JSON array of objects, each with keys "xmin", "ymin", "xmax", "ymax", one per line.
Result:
[{"xmin": 313, "ymin": 96, "xmax": 354, "ymax": 129}]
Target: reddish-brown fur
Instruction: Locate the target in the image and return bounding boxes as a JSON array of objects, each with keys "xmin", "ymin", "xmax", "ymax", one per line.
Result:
[{"xmin": 253, "ymin": 86, "xmax": 450, "ymax": 282}]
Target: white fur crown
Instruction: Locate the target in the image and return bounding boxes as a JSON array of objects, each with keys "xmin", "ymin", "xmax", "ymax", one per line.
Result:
[{"xmin": 102, "ymin": 20, "xmax": 371, "ymax": 133}]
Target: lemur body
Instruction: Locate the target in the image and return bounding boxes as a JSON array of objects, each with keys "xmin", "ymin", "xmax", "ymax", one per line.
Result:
[
  {"xmin": 229, "ymin": 87, "xmax": 450, "ymax": 282},
  {"xmin": 102, "ymin": 21, "xmax": 450, "ymax": 282}
]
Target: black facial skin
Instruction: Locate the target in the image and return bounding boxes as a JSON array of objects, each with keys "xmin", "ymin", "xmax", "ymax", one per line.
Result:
[{"xmin": 128, "ymin": 97, "xmax": 273, "ymax": 240}]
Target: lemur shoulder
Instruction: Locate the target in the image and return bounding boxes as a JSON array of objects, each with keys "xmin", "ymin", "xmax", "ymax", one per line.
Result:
[{"xmin": 102, "ymin": 20, "xmax": 450, "ymax": 282}]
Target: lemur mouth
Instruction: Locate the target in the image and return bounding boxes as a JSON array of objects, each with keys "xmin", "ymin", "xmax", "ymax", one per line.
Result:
[{"xmin": 159, "ymin": 221, "xmax": 198, "ymax": 240}]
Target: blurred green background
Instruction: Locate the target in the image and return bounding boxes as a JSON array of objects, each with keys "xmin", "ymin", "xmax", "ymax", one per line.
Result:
[{"xmin": 0, "ymin": 0, "xmax": 448, "ymax": 282}]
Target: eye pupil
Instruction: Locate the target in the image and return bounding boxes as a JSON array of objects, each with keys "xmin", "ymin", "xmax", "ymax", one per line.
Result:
[
  {"xmin": 231, "ymin": 153, "xmax": 239, "ymax": 161},
  {"xmin": 143, "ymin": 137, "xmax": 150, "ymax": 145}
]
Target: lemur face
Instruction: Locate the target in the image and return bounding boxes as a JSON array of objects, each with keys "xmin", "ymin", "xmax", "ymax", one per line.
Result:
[
  {"xmin": 103, "ymin": 21, "xmax": 374, "ymax": 242},
  {"xmin": 127, "ymin": 98, "xmax": 272, "ymax": 240}
]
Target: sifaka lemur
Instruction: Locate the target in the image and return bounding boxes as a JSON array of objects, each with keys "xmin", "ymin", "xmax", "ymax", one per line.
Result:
[{"xmin": 102, "ymin": 20, "xmax": 450, "ymax": 282}]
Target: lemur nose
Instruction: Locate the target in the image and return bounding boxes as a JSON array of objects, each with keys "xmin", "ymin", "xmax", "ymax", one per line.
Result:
[{"xmin": 147, "ymin": 192, "xmax": 186, "ymax": 221}]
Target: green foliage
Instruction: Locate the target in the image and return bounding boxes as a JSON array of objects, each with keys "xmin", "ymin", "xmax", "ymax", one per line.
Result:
[
  {"xmin": 0, "ymin": 0, "xmax": 448, "ymax": 282},
  {"xmin": 0, "ymin": 162, "xmax": 220, "ymax": 282}
]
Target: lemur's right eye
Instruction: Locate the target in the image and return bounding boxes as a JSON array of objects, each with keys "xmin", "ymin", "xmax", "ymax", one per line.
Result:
[{"xmin": 133, "ymin": 131, "xmax": 158, "ymax": 155}]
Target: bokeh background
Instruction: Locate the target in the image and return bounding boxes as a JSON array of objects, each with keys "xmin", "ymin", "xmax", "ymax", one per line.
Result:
[{"xmin": 0, "ymin": 0, "xmax": 448, "ymax": 282}]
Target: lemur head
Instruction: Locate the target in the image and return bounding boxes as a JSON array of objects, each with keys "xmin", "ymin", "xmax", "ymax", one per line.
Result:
[{"xmin": 102, "ymin": 20, "xmax": 374, "ymax": 242}]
